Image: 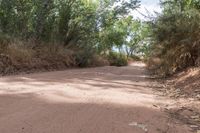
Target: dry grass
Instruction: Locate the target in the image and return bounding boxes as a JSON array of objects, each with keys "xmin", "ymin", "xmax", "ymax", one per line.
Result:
[
  {"xmin": 90, "ymin": 55, "xmax": 110, "ymax": 67},
  {"xmin": 166, "ymin": 67, "xmax": 200, "ymax": 99},
  {"xmin": 0, "ymin": 39, "xmax": 110, "ymax": 75},
  {"xmin": 0, "ymin": 39, "xmax": 77, "ymax": 75},
  {"xmin": 148, "ymin": 44, "xmax": 199, "ymax": 77},
  {"xmin": 6, "ymin": 42, "xmax": 34, "ymax": 64},
  {"xmin": 148, "ymin": 9, "xmax": 200, "ymax": 77}
]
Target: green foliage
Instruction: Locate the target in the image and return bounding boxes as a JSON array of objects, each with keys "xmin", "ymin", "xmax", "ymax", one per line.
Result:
[
  {"xmin": 125, "ymin": 20, "xmax": 151, "ymax": 58},
  {"xmin": 149, "ymin": 0, "xmax": 200, "ymax": 76},
  {"xmin": 75, "ymin": 48, "xmax": 95, "ymax": 67},
  {"xmin": 108, "ymin": 52, "xmax": 128, "ymax": 66},
  {"xmin": 0, "ymin": 0, "xmax": 144, "ymax": 72},
  {"xmin": 0, "ymin": 0, "xmax": 140, "ymax": 44}
]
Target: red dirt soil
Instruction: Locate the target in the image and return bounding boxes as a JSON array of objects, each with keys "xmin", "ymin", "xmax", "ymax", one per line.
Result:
[{"xmin": 0, "ymin": 62, "xmax": 194, "ymax": 133}]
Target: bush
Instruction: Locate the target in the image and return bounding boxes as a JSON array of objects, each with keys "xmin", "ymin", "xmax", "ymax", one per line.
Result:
[
  {"xmin": 37, "ymin": 43, "xmax": 76, "ymax": 67},
  {"xmin": 129, "ymin": 55, "xmax": 141, "ymax": 61},
  {"xmin": 0, "ymin": 34, "xmax": 12, "ymax": 53},
  {"xmin": 90, "ymin": 55, "xmax": 110, "ymax": 67},
  {"xmin": 149, "ymin": 9, "xmax": 200, "ymax": 76},
  {"xmin": 75, "ymin": 48, "xmax": 109, "ymax": 67},
  {"xmin": 7, "ymin": 41, "xmax": 34, "ymax": 64},
  {"xmin": 108, "ymin": 52, "xmax": 128, "ymax": 66},
  {"xmin": 74, "ymin": 49, "xmax": 94, "ymax": 67}
]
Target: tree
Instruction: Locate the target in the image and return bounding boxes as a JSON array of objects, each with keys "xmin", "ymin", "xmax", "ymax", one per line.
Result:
[
  {"xmin": 149, "ymin": 0, "xmax": 200, "ymax": 76},
  {"xmin": 0, "ymin": 0, "xmax": 141, "ymax": 54}
]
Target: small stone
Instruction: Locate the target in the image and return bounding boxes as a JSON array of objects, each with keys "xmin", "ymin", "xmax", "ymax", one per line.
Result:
[
  {"xmin": 129, "ymin": 121, "xmax": 148, "ymax": 132},
  {"xmin": 190, "ymin": 125, "xmax": 198, "ymax": 128},
  {"xmin": 191, "ymin": 115, "xmax": 199, "ymax": 119},
  {"xmin": 129, "ymin": 122, "xmax": 138, "ymax": 126}
]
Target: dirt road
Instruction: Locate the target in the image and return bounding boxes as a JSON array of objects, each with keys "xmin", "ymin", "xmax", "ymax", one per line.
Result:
[{"xmin": 0, "ymin": 62, "xmax": 192, "ymax": 133}]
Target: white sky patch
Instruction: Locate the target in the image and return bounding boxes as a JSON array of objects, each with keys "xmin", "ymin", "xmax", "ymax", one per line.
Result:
[{"xmin": 131, "ymin": 0, "xmax": 162, "ymax": 20}]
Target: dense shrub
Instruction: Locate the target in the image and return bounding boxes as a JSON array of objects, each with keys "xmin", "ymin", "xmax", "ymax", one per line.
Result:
[
  {"xmin": 149, "ymin": 9, "xmax": 200, "ymax": 76},
  {"xmin": 129, "ymin": 55, "xmax": 141, "ymax": 61},
  {"xmin": 108, "ymin": 52, "xmax": 128, "ymax": 66},
  {"xmin": 0, "ymin": 0, "xmax": 142, "ymax": 74},
  {"xmin": 74, "ymin": 49, "xmax": 94, "ymax": 67},
  {"xmin": 90, "ymin": 55, "xmax": 110, "ymax": 67},
  {"xmin": 75, "ymin": 49, "xmax": 109, "ymax": 67}
]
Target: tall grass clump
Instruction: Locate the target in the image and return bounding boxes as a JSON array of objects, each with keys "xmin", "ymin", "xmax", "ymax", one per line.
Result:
[{"xmin": 0, "ymin": 37, "xmax": 77, "ymax": 74}]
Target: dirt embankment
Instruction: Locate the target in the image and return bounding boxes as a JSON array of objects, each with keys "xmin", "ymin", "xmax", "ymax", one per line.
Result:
[
  {"xmin": 160, "ymin": 67, "xmax": 200, "ymax": 100},
  {"xmin": 155, "ymin": 67, "xmax": 200, "ymax": 132}
]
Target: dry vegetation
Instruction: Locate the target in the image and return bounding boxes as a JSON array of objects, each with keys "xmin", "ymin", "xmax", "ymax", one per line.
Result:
[
  {"xmin": 0, "ymin": 0, "xmax": 142, "ymax": 76},
  {"xmin": 154, "ymin": 67, "xmax": 200, "ymax": 132},
  {"xmin": 147, "ymin": 2, "xmax": 200, "ymax": 77},
  {"xmin": 0, "ymin": 39, "xmax": 111, "ymax": 75},
  {"xmin": 162, "ymin": 67, "xmax": 200, "ymax": 100}
]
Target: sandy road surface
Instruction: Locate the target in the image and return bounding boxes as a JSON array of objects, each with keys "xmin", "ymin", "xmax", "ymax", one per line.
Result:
[{"xmin": 0, "ymin": 62, "xmax": 192, "ymax": 133}]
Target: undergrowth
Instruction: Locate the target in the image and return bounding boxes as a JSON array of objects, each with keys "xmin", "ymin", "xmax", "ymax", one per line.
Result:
[
  {"xmin": 0, "ymin": 37, "xmax": 126, "ymax": 75},
  {"xmin": 148, "ymin": 9, "xmax": 200, "ymax": 77}
]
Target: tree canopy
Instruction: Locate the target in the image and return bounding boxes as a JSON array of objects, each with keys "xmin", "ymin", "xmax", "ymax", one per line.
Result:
[{"xmin": 148, "ymin": 0, "xmax": 200, "ymax": 76}]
